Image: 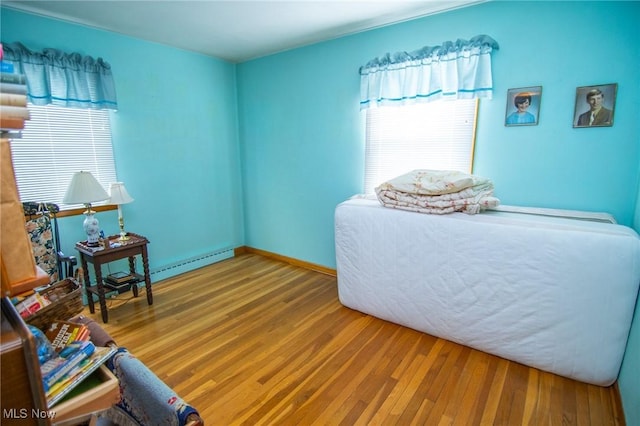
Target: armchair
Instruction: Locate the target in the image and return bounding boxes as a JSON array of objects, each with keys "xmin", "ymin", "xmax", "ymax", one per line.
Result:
[{"xmin": 23, "ymin": 202, "xmax": 77, "ymax": 283}]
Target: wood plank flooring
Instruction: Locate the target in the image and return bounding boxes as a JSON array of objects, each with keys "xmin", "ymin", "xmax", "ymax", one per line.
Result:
[{"xmin": 90, "ymin": 254, "xmax": 625, "ymax": 425}]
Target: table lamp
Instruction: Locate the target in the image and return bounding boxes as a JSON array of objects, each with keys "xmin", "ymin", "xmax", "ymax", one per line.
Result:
[
  {"xmin": 63, "ymin": 171, "xmax": 109, "ymax": 247},
  {"xmin": 108, "ymin": 182, "xmax": 134, "ymax": 241}
]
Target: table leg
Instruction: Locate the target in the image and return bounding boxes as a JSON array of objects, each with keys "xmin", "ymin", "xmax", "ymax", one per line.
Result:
[
  {"xmin": 93, "ymin": 264, "xmax": 109, "ymax": 323},
  {"xmin": 128, "ymin": 256, "xmax": 139, "ymax": 298},
  {"xmin": 141, "ymin": 245, "xmax": 153, "ymax": 305},
  {"xmin": 80, "ymin": 256, "xmax": 94, "ymax": 314}
]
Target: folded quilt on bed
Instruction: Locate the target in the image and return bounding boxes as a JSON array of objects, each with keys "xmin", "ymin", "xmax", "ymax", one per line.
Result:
[{"xmin": 375, "ymin": 169, "xmax": 499, "ymax": 214}]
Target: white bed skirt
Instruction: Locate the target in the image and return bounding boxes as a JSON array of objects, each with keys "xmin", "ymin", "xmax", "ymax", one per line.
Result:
[{"xmin": 335, "ymin": 198, "xmax": 640, "ymax": 386}]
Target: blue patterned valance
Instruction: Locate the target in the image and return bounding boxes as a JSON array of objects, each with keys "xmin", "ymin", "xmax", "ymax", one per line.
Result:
[
  {"xmin": 359, "ymin": 35, "xmax": 499, "ymax": 110},
  {"xmin": 2, "ymin": 42, "xmax": 118, "ymax": 110}
]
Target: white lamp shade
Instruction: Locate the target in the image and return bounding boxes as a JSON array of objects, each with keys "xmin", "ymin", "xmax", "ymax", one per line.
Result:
[
  {"xmin": 108, "ymin": 182, "xmax": 134, "ymax": 205},
  {"xmin": 62, "ymin": 171, "xmax": 109, "ymax": 204}
]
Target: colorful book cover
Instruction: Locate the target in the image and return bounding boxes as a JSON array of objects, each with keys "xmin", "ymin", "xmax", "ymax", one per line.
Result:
[
  {"xmin": 41, "ymin": 341, "xmax": 96, "ymax": 390},
  {"xmin": 46, "ymin": 345, "xmax": 116, "ymax": 407},
  {"xmin": 45, "ymin": 321, "xmax": 89, "ymax": 351},
  {"xmin": 16, "ymin": 293, "xmax": 50, "ymax": 319}
]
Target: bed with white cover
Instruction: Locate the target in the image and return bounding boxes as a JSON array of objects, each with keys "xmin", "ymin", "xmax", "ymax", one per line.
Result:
[{"xmin": 335, "ymin": 197, "xmax": 640, "ymax": 386}]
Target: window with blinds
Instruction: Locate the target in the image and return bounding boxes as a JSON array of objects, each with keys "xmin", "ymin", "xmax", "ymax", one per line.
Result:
[
  {"xmin": 364, "ymin": 99, "xmax": 478, "ymax": 194},
  {"xmin": 9, "ymin": 104, "xmax": 117, "ymax": 210}
]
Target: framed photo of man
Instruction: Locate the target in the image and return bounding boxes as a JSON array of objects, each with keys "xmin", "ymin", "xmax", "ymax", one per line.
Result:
[
  {"xmin": 573, "ymin": 83, "xmax": 617, "ymax": 128},
  {"xmin": 505, "ymin": 86, "xmax": 542, "ymax": 126}
]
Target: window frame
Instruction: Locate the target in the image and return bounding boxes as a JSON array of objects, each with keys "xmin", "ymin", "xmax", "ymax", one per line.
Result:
[{"xmin": 8, "ymin": 103, "xmax": 118, "ymax": 217}]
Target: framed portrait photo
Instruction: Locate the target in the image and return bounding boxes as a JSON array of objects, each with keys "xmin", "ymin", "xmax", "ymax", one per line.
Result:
[
  {"xmin": 573, "ymin": 83, "xmax": 617, "ymax": 128},
  {"xmin": 505, "ymin": 86, "xmax": 542, "ymax": 127}
]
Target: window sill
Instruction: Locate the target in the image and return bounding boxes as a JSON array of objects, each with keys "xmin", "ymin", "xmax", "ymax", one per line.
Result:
[{"xmin": 57, "ymin": 204, "xmax": 117, "ymax": 218}]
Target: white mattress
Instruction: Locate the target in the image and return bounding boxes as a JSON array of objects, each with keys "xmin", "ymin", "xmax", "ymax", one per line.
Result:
[{"xmin": 335, "ymin": 198, "xmax": 640, "ymax": 386}]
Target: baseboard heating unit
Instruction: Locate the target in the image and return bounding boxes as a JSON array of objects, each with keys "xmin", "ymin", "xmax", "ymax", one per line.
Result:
[{"xmin": 150, "ymin": 247, "xmax": 235, "ymax": 282}]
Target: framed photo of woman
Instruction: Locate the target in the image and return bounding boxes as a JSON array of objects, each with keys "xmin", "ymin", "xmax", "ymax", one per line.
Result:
[
  {"xmin": 573, "ymin": 83, "xmax": 617, "ymax": 128},
  {"xmin": 505, "ymin": 86, "xmax": 542, "ymax": 127}
]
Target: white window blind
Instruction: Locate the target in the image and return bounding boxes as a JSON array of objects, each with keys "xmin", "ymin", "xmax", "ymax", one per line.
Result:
[
  {"xmin": 9, "ymin": 104, "xmax": 117, "ymax": 210},
  {"xmin": 364, "ymin": 99, "xmax": 478, "ymax": 194}
]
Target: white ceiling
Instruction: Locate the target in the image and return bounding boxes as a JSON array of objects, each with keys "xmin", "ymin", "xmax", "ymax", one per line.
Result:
[{"xmin": 2, "ymin": 0, "xmax": 485, "ymax": 63}]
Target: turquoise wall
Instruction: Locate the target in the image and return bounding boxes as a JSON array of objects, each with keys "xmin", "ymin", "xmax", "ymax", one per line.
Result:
[
  {"xmin": 621, "ymin": 291, "xmax": 640, "ymax": 426},
  {"xmin": 238, "ymin": 0, "xmax": 640, "ymax": 268},
  {"xmin": 620, "ymin": 179, "xmax": 640, "ymax": 425},
  {"xmin": 236, "ymin": 1, "xmax": 639, "ymax": 421},
  {"xmin": 2, "ymin": 1, "xmax": 639, "ymax": 422},
  {"xmin": 1, "ymin": 7, "xmax": 244, "ymax": 279}
]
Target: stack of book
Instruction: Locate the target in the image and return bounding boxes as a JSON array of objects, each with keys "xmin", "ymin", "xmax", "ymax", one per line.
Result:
[
  {"xmin": 105, "ymin": 271, "xmax": 136, "ymax": 291},
  {"xmin": 40, "ymin": 320, "xmax": 116, "ymax": 407},
  {"xmin": 45, "ymin": 320, "xmax": 91, "ymax": 351},
  {"xmin": 0, "ymin": 60, "xmax": 30, "ymax": 138}
]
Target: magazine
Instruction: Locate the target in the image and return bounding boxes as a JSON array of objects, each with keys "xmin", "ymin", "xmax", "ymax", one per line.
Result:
[{"xmin": 46, "ymin": 345, "xmax": 117, "ymax": 408}]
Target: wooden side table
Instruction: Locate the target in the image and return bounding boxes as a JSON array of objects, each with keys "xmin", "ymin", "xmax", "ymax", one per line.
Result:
[{"xmin": 76, "ymin": 233, "xmax": 152, "ymax": 323}]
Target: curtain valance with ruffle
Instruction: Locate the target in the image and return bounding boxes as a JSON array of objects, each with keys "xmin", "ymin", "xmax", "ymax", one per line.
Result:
[
  {"xmin": 2, "ymin": 42, "xmax": 118, "ymax": 110},
  {"xmin": 359, "ymin": 35, "xmax": 499, "ymax": 110}
]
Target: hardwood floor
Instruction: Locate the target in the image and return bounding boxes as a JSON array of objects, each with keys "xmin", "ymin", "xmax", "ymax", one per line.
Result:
[{"xmin": 90, "ymin": 254, "xmax": 625, "ymax": 425}]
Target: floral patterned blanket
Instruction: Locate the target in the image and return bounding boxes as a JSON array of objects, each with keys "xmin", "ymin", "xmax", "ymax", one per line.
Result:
[{"xmin": 375, "ymin": 169, "xmax": 500, "ymax": 214}]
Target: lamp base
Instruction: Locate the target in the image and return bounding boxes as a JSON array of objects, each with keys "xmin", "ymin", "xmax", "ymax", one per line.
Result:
[
  {"xmin": 118, "ymin": 216, "xmax": 130, "ymax": 241},
  {"xmin": 83, "ymin": 212, "xmax": 101, "ymax": 247}
]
